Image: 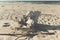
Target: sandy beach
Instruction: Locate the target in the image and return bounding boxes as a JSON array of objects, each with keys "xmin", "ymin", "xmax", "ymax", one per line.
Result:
[{"xmin": 0, "ymin": 2, "xmax": 60, "ymax": 40}]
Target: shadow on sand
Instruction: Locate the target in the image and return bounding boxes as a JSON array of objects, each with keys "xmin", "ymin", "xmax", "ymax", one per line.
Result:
[{"xmin": 25, "ymin": 11, "xmax": 60, "ymax": 37}]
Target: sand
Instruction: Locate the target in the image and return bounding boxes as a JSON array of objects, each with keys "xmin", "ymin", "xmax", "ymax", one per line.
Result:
[{"xmin": 0, "ymin": 2, "xmax": 60, "ymax": 40}]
